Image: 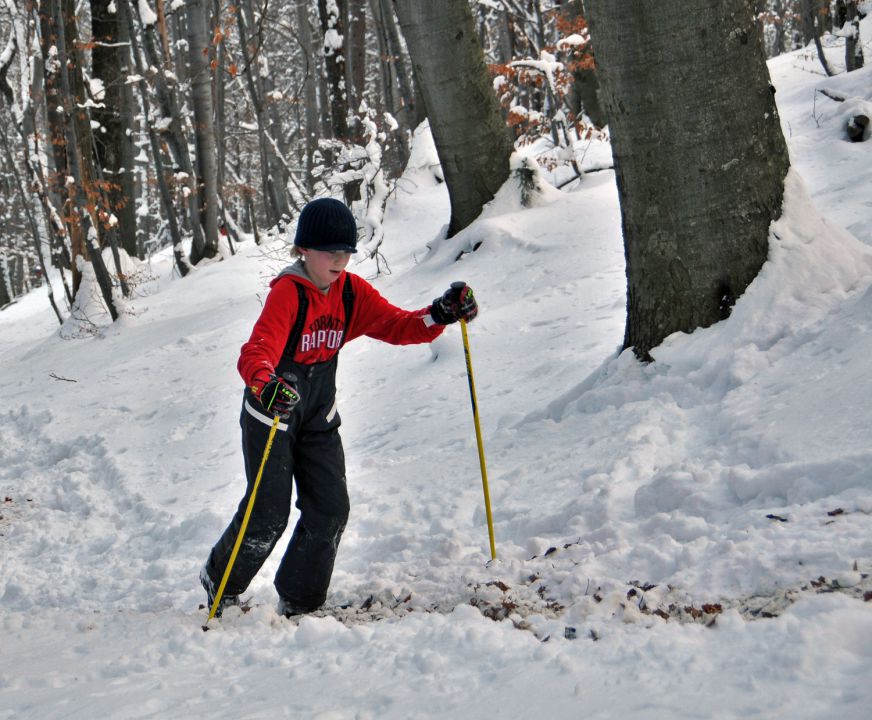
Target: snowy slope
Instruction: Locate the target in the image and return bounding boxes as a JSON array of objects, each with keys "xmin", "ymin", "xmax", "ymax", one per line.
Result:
[{"xmin": 2, "ymin": 33, "xmax": 872, "ymax": 720}]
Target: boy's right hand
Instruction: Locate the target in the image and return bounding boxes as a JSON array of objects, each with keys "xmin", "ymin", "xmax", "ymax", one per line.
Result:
[
  {"xmin": 430, "ymin": 281, "xmax": 478, "ymax": 324},
  {"xmin": 251, "ymin": 372, "xmax": 300, "ymax": 418}
]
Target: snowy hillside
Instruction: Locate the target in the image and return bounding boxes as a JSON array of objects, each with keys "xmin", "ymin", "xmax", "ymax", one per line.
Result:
[{"xmin": 2, "ymin": 35, "xmax": 872, "ymax": 720}]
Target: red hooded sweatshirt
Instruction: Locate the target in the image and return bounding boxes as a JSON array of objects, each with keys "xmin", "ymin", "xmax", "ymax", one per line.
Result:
[{"xmin": 238, "ymin": 264, "xmax": 444, "ymax": 387}]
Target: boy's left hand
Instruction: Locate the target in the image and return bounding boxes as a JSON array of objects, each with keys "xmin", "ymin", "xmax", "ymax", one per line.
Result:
[
  {"xmin": 251, "ymin": 372, "xmax": 301, "ymax": 419},
  {"xmin": 430, "ymin": 282, "xmax": 478, "ymax": 324}
]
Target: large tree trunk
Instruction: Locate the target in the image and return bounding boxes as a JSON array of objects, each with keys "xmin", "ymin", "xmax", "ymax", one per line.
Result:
[
  {"xmin": 185, "ymin": 0, "xmax": 220, "ymax": 263},
  {"xmin": 393, "ymin": 0, "xmax": 513, "ymax": 237},
  {"xmin": 318, "ymin": 0, "xmax": 350, "ymax": 154},
  {"xmin": 584, "ymin": 0, "xmax": 790, "ymax": 360},
  {"xmin": 46, "ymin": 0, "xmax": 120, "ymax": 320},
  {"xmin": 118, "ymin": 0, "xmax": 188, "ymax": 275},
  {"xmin": 295, "ymin": 0, "xmax": 319, "ymax": 195},
  {"xmin": 91, "ymin": 0, "xmax": 138, "ymax": 259},
  {"xmin": 236, "ymin": 0, "xmax": 290, "ymax": 226},
  {"xmin": 347, "ymin": 0, "xmax": 367, "ymax": 112},
  {"xmin": 135, "ymin": 1, "xmax": 205, "ymax": 259}
]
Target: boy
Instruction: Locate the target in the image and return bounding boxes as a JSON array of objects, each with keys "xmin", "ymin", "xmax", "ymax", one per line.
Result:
[{"xmin": 201, "ymin": 197, "xmax": 478, "ymax": 617}]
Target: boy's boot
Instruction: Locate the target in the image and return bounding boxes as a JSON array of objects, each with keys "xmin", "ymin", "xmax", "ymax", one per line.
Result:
[
  {"xmin": 277, "ymin": 596, "xmax": 311, "ymax": 619},
  {"xmin": 200, "ymin": 566, "xmax": 240, "ymax": 617}
]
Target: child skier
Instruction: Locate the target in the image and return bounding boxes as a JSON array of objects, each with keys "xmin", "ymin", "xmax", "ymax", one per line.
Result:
[{"xmin": 200, "ymin": 197, "xmax": 478, "ymax": 617}]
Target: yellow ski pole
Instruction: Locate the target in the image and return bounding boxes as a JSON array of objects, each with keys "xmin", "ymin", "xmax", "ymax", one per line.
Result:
[
  {"xmin": 204, "ymin": 413, "xmax": 282, "ymax": 628},
  {"xmin": 460, "ymin": 318, "xmax": 497, "ymax": 561}
]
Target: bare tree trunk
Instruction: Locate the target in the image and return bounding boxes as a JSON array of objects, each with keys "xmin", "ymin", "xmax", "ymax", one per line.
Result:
[
  {"xmin": 0, "ymin": 121, "xmax": 64, "ymax": 323},
  {"xmin": 497, "ymin": 7, "xmax": 516, "ymax": 63},
  {"xmin": 295, "ymin": 0, "xmax": 319, "ymax": 195},
  {"xmin": 91, "ymin": 0, "xmax": 138, "ymax": 259},
  {"xmin": 393, "ymin": 0, "xmax": 513, "ymax": 236},
  {"xmin": 372, "ymin": 0, "xmax": 418, "ymax": 173},
  {"xmin": 369, "ymin": 0, "xmax": 408, "ymax": 174},
  {"xmin": 563, "ymin": 0, "xmax": 606, "ymax": 128},
  {"xmin": 802, "ymin": 0, "xmax": 834, "ymax": 75},
  {"xmin": 318, "ymin": 0, "xmax": 350, "ymax": 155},
  {"xmin": 378, "ymin": 0, "xmax": 421, "ymax": 131},
  {"xmin": 836, "ymin": 0, "xmax": 865, "ymax": 71},
  {"xmin": 347, "ymin": 0, "xmax": 367, "ymax": 112},
  {"xmin": 118, "ymin": 0, "xmax": 188, "ymax": 275},
  {"xmin": 0, "ymin": 255, "xmax": 10, "ymax": 309},
  {"xmin": 211, "ymin": 0, "xmax": 226, "ymax": 191},
  {"xmin": 185, "ymin": 0, "xmax": 220, "ymax": 263},
  {"xmin": 772, "ymin": 0, "xmax": 787, "ymax": 56},
  {"xmin": 136, "ymin": 0, "xmax": 205, "ymax": 259},
  {"xmin": 47, "ymin": 0, "xmax": 119, "ymax": 320},
  {"xmin": 64, "ymin": 0, "xmax": 130, "ymax": 299},
  {"xmin": 584, "ymin": 0, "xmax": 790, "ymax": 360},
  {"xmin": 36, "ymin": 7, "xmax": 67, "ymax": 210},
  {"xmin": 236, "ymin": 0, "xmax": 290, "ymax": 225},
  {"xmin": 0, "ymin": 2, "xmax": 72, "ymax": 311}
]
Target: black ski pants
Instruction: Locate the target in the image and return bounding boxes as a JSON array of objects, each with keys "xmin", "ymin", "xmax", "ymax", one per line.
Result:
[{"xmin": 203, "ymin": 357, "xmax": 349, "ymax": 611}]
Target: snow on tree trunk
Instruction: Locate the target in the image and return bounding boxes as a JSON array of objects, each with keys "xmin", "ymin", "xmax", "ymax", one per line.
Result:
[
  {"xmin": 236, "ymin": 0, "xmax": 290, "ymax": 227},
  {"xmin": 318, "ymin": 0, "xmax": 350, "ymax": 154},
  {"xmin": 185, "ymin": 0, "xmax": 220, "ymax": 264},
  {"xmin": 47, "ymin": 0, "xmax": 119, "ymax": 320},
  {"xmin": 393, "ymin": 0, "xmax": 513, "ymax": 237},
  {"xmin": 118, "ymin": 0, "xmax": 188, "ymax": 276},
  {"xmin": 584, "ymin": 0, "xmax": 790, "ymax": 360},
  {"xmin": 134, "ymin": 0, "xmax": 206, "ymax": 260},
  {"xmin": 91, "ymin": 0, "xmax": 138, "ymax": 259},
  {"xmin": 836, "ymin": 1, "xmax": 865, "ymax": 72}
]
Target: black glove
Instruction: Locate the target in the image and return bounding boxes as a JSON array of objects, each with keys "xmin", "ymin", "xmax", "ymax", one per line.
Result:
[
  {"xmin": 252, "ymin": 372, "xmax": 300, "ymax": 419},
  {"xmin": 430, "ymin": 282, "xmax": 478, "ymax": 325}
]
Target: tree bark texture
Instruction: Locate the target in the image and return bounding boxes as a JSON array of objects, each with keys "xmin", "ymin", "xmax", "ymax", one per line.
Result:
[
  {"xmin": 318, "ymin": 0, "xmax": 350, "ymax": 148},
  {"xmin": 295, "ymin": 0, "xmax": 320, "ymax": 194},
  {"xmin": 347, "ymin": 0, "xmax": 367, "ymax": 112},
  {"xmin": 185, "ymin": 0, "xmax": 220, "ymax": 263},
  {"xmin": 584, "ymin": 0, "xmax": 790, "ymax": 360},
  {"xmin": 563, "ymin": 0, "xmax": 606, "ymax": 128},
  {"xmin": 836, "ymin": 1, "xmax": 865, "ymax": 71},
  {"xmin": 47, "ymin": 0, "xmax": 119, "ymax": 319},
  {"xmin": 0, "ymin": 121, "xmax": 65, "ymax": 323},
  {"xmin": 135, "ymin": 1, "xmax": 206, "ymax": 257},
  {"xmin": 801, "ymin": 0, "xmax": 834, "ymax": 75},
  {"xmin": 376, "ymin": 0, "xmax": 418, "ymax": 132},
  {"xmin": 118, "ymin": 0, "xmax": 188, "ymax": 275},
  {"xmin": 236, "ymin": 0, "xmax": 289, "ymax": 225},
  {"xmin": 90, "ymin": 0, "xmax": 138, "ymax": 258},
  {"xmin": 0, "ymin": 256, "xmax": 10, "ymax": 309},
  {"xmin": 393, "ymin": 0, "xmax": 513, "ymax": 237}
]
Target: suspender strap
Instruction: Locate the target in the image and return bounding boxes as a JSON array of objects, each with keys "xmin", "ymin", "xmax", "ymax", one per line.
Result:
[
  {"xmin": 339, "ymin": 273, "xmax": 354, "ymax": 349},
  {"xmin": 281, "ymin": 274, "xmax": 355, "ymax": 362},
  {"xmin": 281, "ymin": 282, "xmax": 309, "ymax": 363}
]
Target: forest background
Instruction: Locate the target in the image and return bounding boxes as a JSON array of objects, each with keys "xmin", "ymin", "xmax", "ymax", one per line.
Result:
[{"xmin": 0, "ymin": 0, "xmax": 865, "ymax": 319}]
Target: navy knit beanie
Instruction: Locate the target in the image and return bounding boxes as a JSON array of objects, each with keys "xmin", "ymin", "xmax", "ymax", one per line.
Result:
[{"xmin": 294, "ymin": 198, "xmax": 357, "ymax": 252}]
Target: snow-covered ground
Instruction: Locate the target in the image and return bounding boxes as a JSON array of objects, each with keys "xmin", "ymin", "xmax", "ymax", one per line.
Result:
[{"xmin": 2, "ymin": 30, "xmax": 872, "ymax": 720}]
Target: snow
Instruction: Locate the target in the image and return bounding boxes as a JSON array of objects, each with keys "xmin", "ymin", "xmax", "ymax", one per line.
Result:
[
  {"xmin": 138, "ymin": 0, "xmax": 157, "ymax": 27},
  {"xmin": 2, "ymin": 36, "xmax": 872, "ymax": 720}
]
